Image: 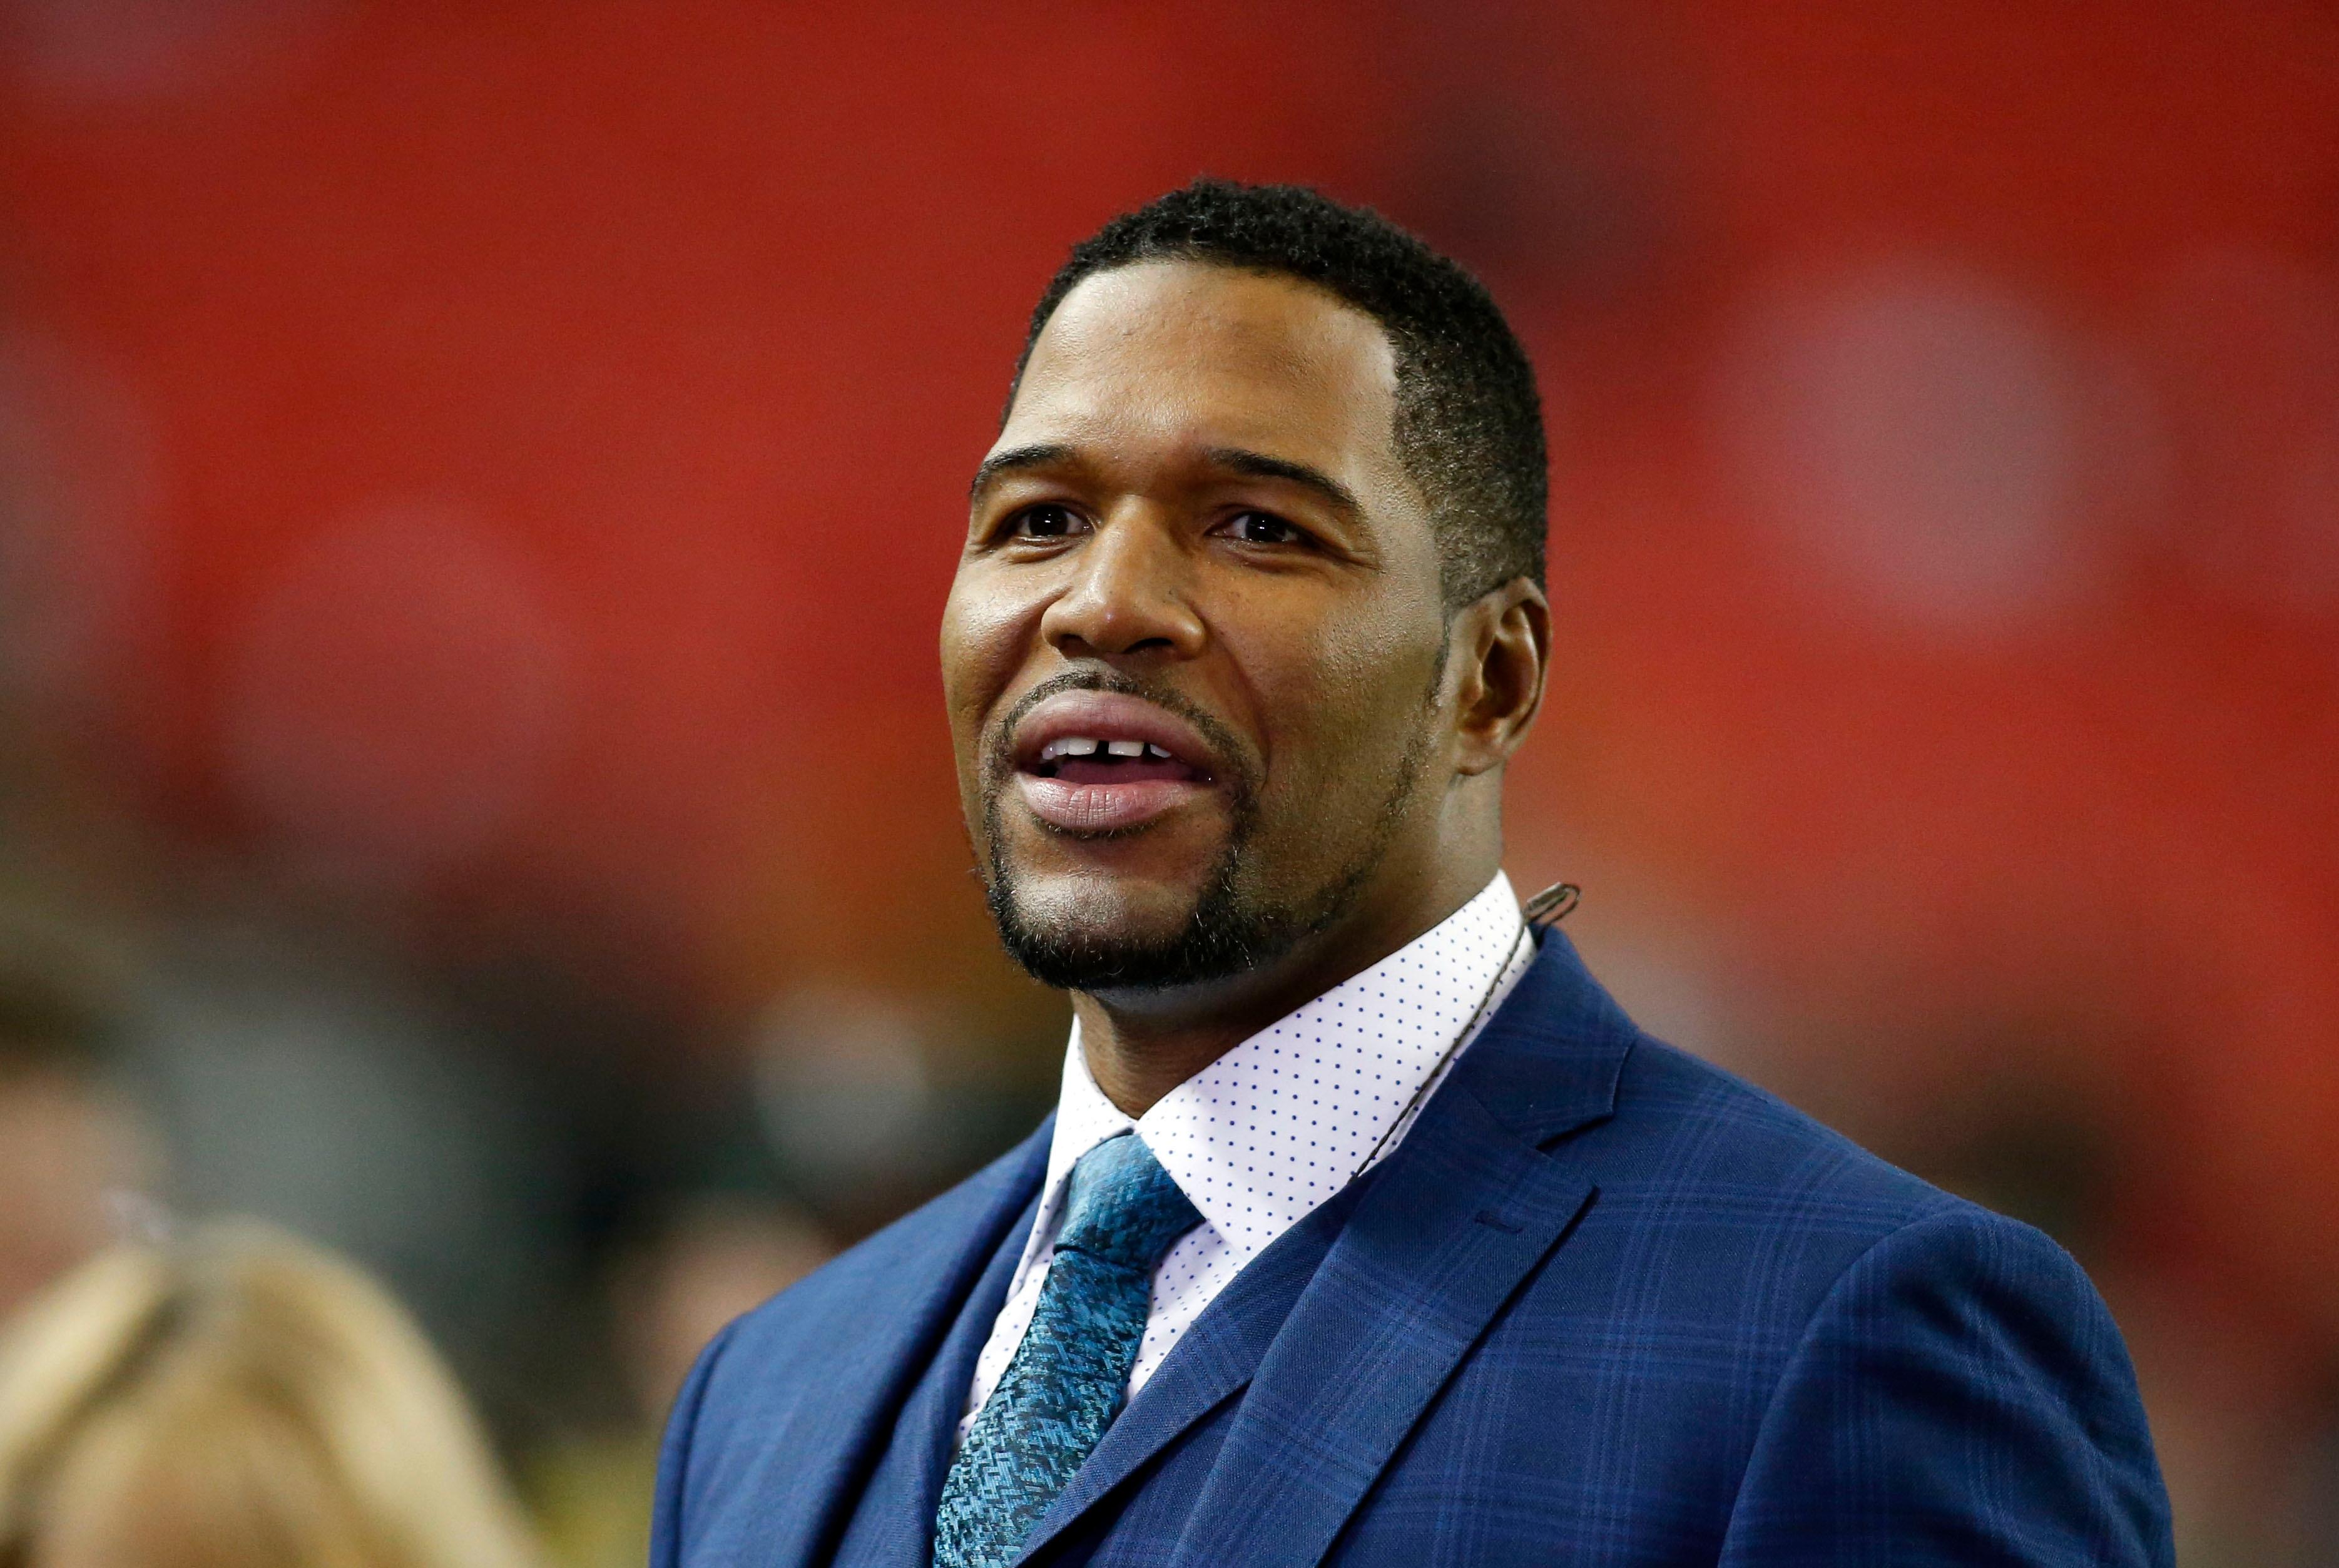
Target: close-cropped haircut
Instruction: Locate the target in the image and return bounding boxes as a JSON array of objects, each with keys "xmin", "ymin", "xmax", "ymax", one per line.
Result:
[{"xmin": 1012, "ymin": 178, "xmax": 1548, "ymax": 608}]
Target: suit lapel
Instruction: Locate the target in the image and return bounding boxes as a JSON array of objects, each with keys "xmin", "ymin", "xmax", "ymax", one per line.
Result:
[
  {"xmin": 1005, "ymin": 1179, "xmax": 1371, "ymax": 1567},
  {"xmin": 754, "ymin": 1123, "xmax": 1050, "ymax": 1568},
  {"xmin": 1164, "ymin": 931, "xmax": 1633, "ymax": 1568},
  {"xmin": 987, "ymin": 930, "xmax": 1632, "ymax": 1568},
  {"xmin": 856, "ymin": 1179, "xmax": 1038, "ymax": 1568},
  {"xmin": 1165, "ymin": 1084, "xmax": 1596, "ymax": 1568}
]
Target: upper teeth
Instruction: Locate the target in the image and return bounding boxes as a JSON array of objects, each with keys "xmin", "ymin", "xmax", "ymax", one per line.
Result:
[{"xmin": 1039, "ymin": 737, "xmax": 1175, "ymax": 762}]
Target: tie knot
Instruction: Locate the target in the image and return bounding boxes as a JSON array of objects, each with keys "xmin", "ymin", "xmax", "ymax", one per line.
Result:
[{"xmin": 1056, "ymin": 1134, "xmax": 1201, "ymax": 1273}]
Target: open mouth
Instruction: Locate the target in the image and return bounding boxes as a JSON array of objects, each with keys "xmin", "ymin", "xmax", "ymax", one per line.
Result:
[
  {"xmin": 1027, "ymin": 736, "xmax": 1207, "ymax": 787},
  {"xmin": 1006, "ymin": 690, "xmax": 1227, "ymax": 835}
]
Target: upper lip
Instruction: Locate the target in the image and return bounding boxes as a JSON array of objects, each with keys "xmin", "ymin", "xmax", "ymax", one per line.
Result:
[{"xmin": 1009, "ymin": 691, "xmax": 1225, "ymax": 781}]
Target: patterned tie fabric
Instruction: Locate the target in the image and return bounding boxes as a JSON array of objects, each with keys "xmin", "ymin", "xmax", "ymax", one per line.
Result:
[{"xmin": 933, "ymin": 1133, "xmax": 1201, "ymax": 1568}]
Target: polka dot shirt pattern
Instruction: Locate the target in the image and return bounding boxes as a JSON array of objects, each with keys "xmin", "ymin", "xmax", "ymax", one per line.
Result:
[{"xmin": 958, "ymin": 872, "xmax": 1532, "ymax": 1443}]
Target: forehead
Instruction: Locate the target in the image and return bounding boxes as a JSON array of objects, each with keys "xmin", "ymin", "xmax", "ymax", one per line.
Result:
[{"xmin": 1000, "ymin": 260, "xmax": 1402, "ymax": 475}]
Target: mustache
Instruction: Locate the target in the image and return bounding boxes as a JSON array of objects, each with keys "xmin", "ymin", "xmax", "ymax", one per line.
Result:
[{"xmin": 982, "ymin": 668, "xmax": 1256, "ymax": 800}]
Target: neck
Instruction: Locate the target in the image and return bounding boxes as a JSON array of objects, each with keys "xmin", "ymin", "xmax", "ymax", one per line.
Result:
[{"xmin": 1071, "ymin": 845, "xmax": 1497, "ymax": 1116}]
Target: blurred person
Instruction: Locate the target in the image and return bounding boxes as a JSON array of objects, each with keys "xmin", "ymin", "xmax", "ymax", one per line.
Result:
[
  {"xmin": 0, "ymin": 1220, "xmax": 543, "ymax": 1568},
  {"xmin": 653, "ymin": 181, "xmax": 2172, "ymax": 1565},
  {"xmin": 611, "ymin": 1200, "xmax": 833, "ymax": 1426},
  {"xmin": 531, "ymin": 1199, "xmax": 830, "ymax": 1568},
  {"xmin": 0, "ymin": 945, "xmax": 152, "ymax": 1320}
]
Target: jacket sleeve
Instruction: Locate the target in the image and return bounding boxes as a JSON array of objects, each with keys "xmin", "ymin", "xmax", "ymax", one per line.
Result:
[
  {"xmin": 1717, "ymin": 1204, "xmax": 2173, "ymax": 1567},
  {"xmin": 648, "ymin": 1318, "xmax": 740, "ymax": 1568}
]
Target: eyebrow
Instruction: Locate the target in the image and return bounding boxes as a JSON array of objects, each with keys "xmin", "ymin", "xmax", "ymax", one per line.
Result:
[
  {"xmin": 967, "ymin": 444, "xmax": 1074, "ymax": 502},
  {"xmin": 1203, "ymin": 447, "xmax": 1363, "ymax": 521},
  {"xmin": 967, "ymin": 442, "xmax": 1363, "ymax": 521}
]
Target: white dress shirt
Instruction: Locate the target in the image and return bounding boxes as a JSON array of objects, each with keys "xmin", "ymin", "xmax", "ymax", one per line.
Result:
[{"xmin": 958, "ymin": 872, "xmax": 1532, "ymax": 1440}]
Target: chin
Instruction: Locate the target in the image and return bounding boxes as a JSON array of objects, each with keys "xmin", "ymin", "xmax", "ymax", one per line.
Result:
[
  {"xmin": 997, "ymin": 869, "xmax": 1202, "ymax": 954},
  {"xmin": 986, "ymin": 847, "xmax": 1322, "ymax": 995},
  {"xmin": 985, "ymin": 865, "xmax": 1218, "ymax": 993}
]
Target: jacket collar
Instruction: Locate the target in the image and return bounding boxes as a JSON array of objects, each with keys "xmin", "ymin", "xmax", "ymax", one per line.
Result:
[
  {"xmin": 1445, "ymin": 925, "xmax": 1636, "ymax": 1146},
  {"xmin": 1008, "ymin": 929, "xmax": 1636, "ymax": 1567}
]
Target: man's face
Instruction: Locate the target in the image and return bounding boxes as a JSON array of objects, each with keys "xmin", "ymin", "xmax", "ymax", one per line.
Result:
[{"xmin": 941, "ymin": 260, "xmax": 1453, "ymax": 994}]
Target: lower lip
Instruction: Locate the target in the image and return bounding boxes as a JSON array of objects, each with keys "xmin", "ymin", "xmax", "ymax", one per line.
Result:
[{"xmin": 1014, "ymin": 773, "xmax": 1212, "ymax": 833}]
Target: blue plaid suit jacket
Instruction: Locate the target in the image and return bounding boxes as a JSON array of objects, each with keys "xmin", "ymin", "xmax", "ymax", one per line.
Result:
[{"xmin": 652, "ymin": 929, "xmax": 2173, "ymax": 1566}]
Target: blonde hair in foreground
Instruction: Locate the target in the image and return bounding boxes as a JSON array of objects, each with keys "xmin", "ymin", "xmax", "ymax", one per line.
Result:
[{"xmin": 0, "ymin": 1222, "xmax": 541, "ymax": 1568}]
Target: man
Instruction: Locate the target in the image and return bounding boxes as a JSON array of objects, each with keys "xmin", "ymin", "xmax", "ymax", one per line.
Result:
[{"xmin": 652, "ymin": 181, "xmax": 2171, "ymax": 1567}]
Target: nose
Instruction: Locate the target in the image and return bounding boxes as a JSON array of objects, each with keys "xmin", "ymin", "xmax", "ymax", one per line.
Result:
[{"xmin": 1038, "ymin": 511, "xmax": 1205, "ymax": 661}]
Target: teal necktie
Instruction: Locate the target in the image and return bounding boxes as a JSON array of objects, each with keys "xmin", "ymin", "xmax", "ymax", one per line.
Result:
[{"xmin": 932, "ymin": 1133, "xmax": 1201, "ymax": 1568}]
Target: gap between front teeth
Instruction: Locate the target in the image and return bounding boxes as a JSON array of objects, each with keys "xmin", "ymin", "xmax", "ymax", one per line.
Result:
[{"xmin": 1037, "ymin": 737, "xmax": 1178, "ymax": 762}]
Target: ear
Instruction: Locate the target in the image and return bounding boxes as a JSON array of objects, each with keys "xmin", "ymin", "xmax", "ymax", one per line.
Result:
[{"xmin": 1447, "ymin": 578, "xmax": 1550, "ymax": 777}]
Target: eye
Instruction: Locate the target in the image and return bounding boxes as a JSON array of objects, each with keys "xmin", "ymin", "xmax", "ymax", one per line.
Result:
[
  {"xmin": 1220, "ymin": 510, "xmax": 1310, "ymax": 547},
  {"xmin": 1006, "ymin": 504, "xmax": 1088, "ymax": 541}
]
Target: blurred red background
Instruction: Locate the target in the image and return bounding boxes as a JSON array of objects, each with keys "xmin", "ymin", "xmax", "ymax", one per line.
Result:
[{"xmin": 1, "ymin": 3, "xmax": 2333, "ymax": 1561}]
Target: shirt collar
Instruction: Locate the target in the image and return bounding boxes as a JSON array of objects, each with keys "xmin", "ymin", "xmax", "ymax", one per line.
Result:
[{"xmin": 1035, "ymin": 871, "xmax": 1526, "ymax": 1275}]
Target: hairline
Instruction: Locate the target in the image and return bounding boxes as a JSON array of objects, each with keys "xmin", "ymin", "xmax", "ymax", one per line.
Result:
[
  {"xmin": 1004, "ymin": 252, "xmax": 1519, "ymax": 608},
  {"xmin": 1006, "ymin": 253, "xmax": 1404, "ymax": 412}
]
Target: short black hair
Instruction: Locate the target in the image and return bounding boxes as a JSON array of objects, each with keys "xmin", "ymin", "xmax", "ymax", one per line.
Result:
[{"xmin": 1013, "ymin": 178, "xmax": 1547, "ymax": 608}]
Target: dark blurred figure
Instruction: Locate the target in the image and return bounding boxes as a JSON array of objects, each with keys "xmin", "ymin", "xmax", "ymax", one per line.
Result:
[
  {"xmin": 610, "ymin": 1199, "xmax": 833, "ymax": 1426},
  {"xmin": 0, "ymin": 942, "xmax": 153, "ymax": 1320},
  {"xmin": 530, "ymin": 1198, "xmax": 832, "ymax": 1568}
]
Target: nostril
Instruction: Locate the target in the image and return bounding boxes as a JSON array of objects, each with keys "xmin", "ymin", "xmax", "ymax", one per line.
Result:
[{"xmin": 1051, "ymin": 632, "xmax": 1181, "ymax": 659}]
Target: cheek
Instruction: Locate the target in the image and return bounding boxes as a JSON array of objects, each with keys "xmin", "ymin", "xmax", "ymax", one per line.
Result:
[
  {"xmin": 939, "ymin": 570, "xmax": 1036, "ymax": 746},
  {"xmin": 1241, "ymin": 606, "xmax": 1440, "ymax": 797}
]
